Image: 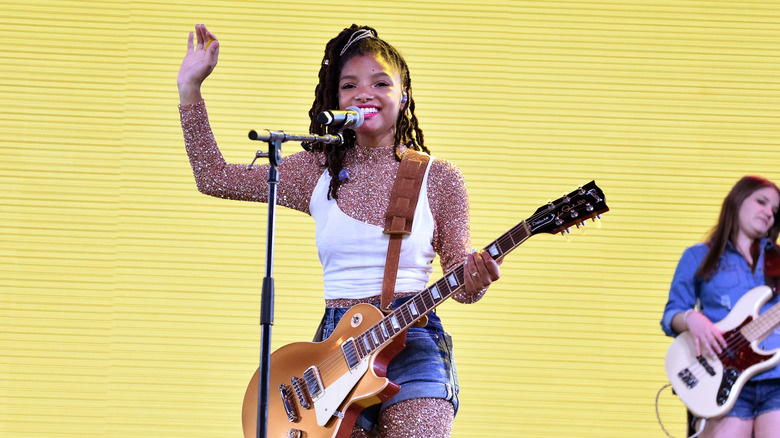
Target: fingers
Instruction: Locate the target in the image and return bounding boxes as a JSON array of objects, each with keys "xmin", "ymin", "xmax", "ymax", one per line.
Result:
[
  {"xmin": 463, "ymin": 250, "xmax": 500, "ymax": 293},
  {"xmin": 694, "ymin": 330, "xmax": 724, "ymax": 357},
  {"xmin": 187, "ymin": 31, "xmax": 194, "ymax": 53},
  {"xmin": 195, "ymin": 24, "xmax": 206, "ymax": 48}
]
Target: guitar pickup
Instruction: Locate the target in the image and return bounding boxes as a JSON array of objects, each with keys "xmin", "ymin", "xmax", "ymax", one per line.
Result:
[
  {"xmin": 342, "ymin": 339, "xmax": 360, "ymax": 369},
  {"xmin": 278, "ymin": 383, "xmax": 299, "ymax": 423},
  {"xmin": 678, "ymin": 368, "xmax": 698, "ymax": 389},
  {"xmin": 291, "ymin": 376, "xmax": 312, "ymax": 409},
  {"xmin": 697, "ymin": 355, "xmax": 716, "ymax": 376},
  {"xmin": 303, "ymin": 365, "xmax": 324, "ymax": 400}
]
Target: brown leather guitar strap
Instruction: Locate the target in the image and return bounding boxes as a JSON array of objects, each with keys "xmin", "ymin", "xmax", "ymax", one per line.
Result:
[{"xmin": 380, "ymin": 149, "xmax": 430, "ymax": 314}]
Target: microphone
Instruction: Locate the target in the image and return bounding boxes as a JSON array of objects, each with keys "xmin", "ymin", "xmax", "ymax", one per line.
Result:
[{"xmin": 316, "ymin": 106, "xmax": 364, "ymax": 131}]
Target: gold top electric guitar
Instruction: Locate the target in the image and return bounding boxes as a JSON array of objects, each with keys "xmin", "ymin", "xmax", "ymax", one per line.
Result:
[{"xmin": 243, "ymin": 181, "xmax": 609, "ymax": 438}]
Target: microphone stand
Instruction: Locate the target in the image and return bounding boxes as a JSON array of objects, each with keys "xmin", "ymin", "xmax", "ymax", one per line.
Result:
[{"xmin": 246, "ymin": 128, "xmax": 345, "ymax": 438}]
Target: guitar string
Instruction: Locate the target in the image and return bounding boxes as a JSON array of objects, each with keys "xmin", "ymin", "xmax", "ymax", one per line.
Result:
[
  {"xmin": 676, "ymin": 326, "xmax": 762, "ymax": 384},
  {"xmin": 304, "ymin": 191, "xmax": 603, "ymax": 386}
]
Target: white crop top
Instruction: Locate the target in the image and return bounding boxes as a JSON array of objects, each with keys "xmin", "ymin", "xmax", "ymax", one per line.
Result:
[{"xmin": 310, "ymin": 161, "xmax": 436, "ymax": 300}]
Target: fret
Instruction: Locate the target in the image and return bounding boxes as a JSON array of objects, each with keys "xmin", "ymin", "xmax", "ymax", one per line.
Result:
[
  {"xmin": 409, "ymin": 297, "xmax": 419, "ymax": 317},
  {"xmin": 743, "ymin": 303, "xmax": 780, "ymax": 342},
  {"xmin": 750, "ymin": 306, "xmax": 780, "ymax": 340},
  {"xmin": 396, "ymin": 307, "xmax": 410, "ymax": 327},
  {"xmin": 420, "ymin": 289, "xmax": 435, "ymax": 310},
  {"xmin": 390, "ymin": 314, "xmax": 401, "ymax": 331},
  {"xmin": 354, "ymin": 337, "xmax": 365, "ymax": 358},
  {"xmin": 415, "ymin": 293, "xmax": 427, "ymax": 308},
  {"xmin": 381, "ymin": 319, "xmax": 393, "ymax": 338},
  {"xmin": 435, "ymin": 278, "xmax": 451, "ymax": 298},
  {"xmin": 487, "ymin": 242, "xmax": 501, "ymax": 259},
  {"xmin": 430, "ymin": 284, "xmax": 442, "ymax": 301},
  {"xmin": 447, "ymin": 272, "xmax": 459, "ymax": 289}
]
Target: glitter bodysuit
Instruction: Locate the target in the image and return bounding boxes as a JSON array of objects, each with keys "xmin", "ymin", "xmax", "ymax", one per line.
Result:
[
  {"xmin": 180, "ymin": 101, "xmax": 475, "ymax": 294},
  {"xmin": 180, "ymin": 100, "xmax": 475, "ymax": 437}
]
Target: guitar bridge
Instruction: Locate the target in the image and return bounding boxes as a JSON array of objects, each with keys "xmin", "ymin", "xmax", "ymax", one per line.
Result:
[
  {"xmin": 678, "ymin": 368, "xmax": 698, "ymax": 389},
  {"xmin": 278, "ymin": 383, "xmax": 299, "ymax": 422}
]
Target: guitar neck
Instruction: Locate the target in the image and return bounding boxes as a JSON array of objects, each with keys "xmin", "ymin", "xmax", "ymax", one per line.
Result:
[
  {"xmin": 743, "ymin": 299, "xmax": 780, "ymax": 342},
  {"xmin": 351, "ymin": 220, "xmax": 532, "ymax": 359},
  {"xmin": 345, "ymin": 180, "xmax": 607, "ymax": 361}
]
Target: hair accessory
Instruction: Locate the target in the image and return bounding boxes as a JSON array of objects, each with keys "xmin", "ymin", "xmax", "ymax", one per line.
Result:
[
  {"xmin": 323, "ymin": 59, "xmax": 329, "ymax": 66},
  {"xmin": 401, "ymin": 93, "xmax": 407, "ymax": 104},
  {"xmin": 340, "ymin": 29, "xmax": 375, "ymax": 56},
  {"xmin": 338, "ymin": 168, "xmax": 351, "ymax": 181}
]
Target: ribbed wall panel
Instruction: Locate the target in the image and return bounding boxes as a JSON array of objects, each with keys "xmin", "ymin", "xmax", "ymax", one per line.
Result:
[{"xmin": 3, "ymin": 1, "xmax": 780, "ymax": 437}]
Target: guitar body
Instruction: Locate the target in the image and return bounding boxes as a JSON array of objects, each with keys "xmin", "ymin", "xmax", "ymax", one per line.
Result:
[
  {"xmin": 665, "ymin": 285, "xmax": 780, "ymax": 418},
  {"xmin": 242, "ymin": 304, "xmax": 407, "ymax": 438}
]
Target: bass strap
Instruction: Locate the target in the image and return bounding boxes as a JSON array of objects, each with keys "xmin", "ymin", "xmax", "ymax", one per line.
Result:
[{"xmin": 381, "ymin": 149, "xmax": 431, "ymax": 314}]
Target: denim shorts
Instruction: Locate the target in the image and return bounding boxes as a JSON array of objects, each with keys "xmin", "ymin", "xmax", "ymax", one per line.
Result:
[
  {"xmin": 726, "ymin": 378, "xmax": 780, "ymax": 419},
  {"xmin": 318, "ymin": 295, "xmax": 460, "ymax": 432}
]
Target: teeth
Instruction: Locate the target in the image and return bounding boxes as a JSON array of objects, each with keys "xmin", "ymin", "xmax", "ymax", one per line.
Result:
[{"xmin": 362, "ymin": 108, "xmax": 378, "ymax": 114}]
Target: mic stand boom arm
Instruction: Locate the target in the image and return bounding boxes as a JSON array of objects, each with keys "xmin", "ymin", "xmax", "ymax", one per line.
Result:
[
  {"xmin": 246, "ymin": 129, "xmax": 344, "ymax": 169},
  {"xmin": 245, "ymin": 128, "xmax": 343, "ymax": 438}
]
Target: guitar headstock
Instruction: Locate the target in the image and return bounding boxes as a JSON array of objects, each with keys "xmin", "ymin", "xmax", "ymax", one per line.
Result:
[{"xmin": 528, "ymin": 181, "xmax": 609, "ymax": 236}]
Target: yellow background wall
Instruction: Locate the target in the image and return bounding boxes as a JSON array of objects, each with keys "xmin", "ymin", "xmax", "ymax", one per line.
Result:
[{"xmin": 3, "ymin": 0, "xmax": 780, "ymax": 436}]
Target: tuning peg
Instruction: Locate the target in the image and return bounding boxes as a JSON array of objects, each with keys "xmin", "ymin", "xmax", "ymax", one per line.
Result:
[
  {"xmin": 576, "ymin": 221, "xmax": 586, "ymax": 234},
  {"xmin": 561, "ymin": 228, "xmax": 571, "ymax": 242},
  {"xmin": 592, "ymin": 215, "xmax": 602, "ymax": 229}
]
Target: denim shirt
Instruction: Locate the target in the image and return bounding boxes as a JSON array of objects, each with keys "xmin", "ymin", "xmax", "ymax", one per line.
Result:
[{"xmin": 661, "ymin": 238, "xmax": 780, "ymax": 380}]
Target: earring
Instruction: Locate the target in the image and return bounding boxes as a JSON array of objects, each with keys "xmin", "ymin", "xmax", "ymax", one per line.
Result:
[{"xmin": 401, "ymin": 93, "xmax": 408, "ymax": 104}]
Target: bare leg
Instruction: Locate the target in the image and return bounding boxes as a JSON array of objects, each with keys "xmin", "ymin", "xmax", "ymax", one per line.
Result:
[
  {"xmin": 754, "ymin": 409, "xmax": 780, "ymax": 438},
  {"xmin": 700, "ymin": 416, "xmax": 753, "ymax": 438}
]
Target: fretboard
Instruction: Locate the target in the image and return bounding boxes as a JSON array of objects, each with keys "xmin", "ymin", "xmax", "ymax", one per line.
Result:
[{"xmin": 742, "ymin": 299, "xmax": 780, "ymax": 342}]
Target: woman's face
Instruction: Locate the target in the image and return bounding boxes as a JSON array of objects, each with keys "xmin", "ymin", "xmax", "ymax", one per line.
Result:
[
  {"xmin": 737, "ymin": 186, "xmax": 780, "ymax": 240},
  {"xmin": 338, "ymin": 54, "xmax": 404, "ymax": 147}
]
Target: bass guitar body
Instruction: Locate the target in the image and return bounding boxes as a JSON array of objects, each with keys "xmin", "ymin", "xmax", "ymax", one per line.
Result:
[
  {"xmin": 665, "ymin": 285, "xmax": 780, "ymax": 418},
  {"xmin": 242, "ymin": 304, "xmax": 407, "ymax": 438}
]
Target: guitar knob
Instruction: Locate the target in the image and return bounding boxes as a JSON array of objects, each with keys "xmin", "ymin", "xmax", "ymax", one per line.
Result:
[{"xmin": 287, "ymin": 429, "xmax": 303, "ymax": 438}]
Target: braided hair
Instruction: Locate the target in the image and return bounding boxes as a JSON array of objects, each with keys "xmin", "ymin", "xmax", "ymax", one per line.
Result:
[{"xmin": 306, "ymin": 24, "xmax": 428, "ymax": 199}]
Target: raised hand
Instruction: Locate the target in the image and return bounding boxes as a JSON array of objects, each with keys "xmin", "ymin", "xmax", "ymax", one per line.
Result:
[{"xmin": 177, "ymin": 24, "xmax": 220, "ymax": 105}]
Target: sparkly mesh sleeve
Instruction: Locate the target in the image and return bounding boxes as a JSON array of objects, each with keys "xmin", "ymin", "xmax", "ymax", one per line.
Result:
[
  {"xmin": 179, "ymin": 100, "xmax": 323, "ymax": 214},
  {"xmin": 427, "ymin": 158, "xmax": 485, "ymax": 303}
]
